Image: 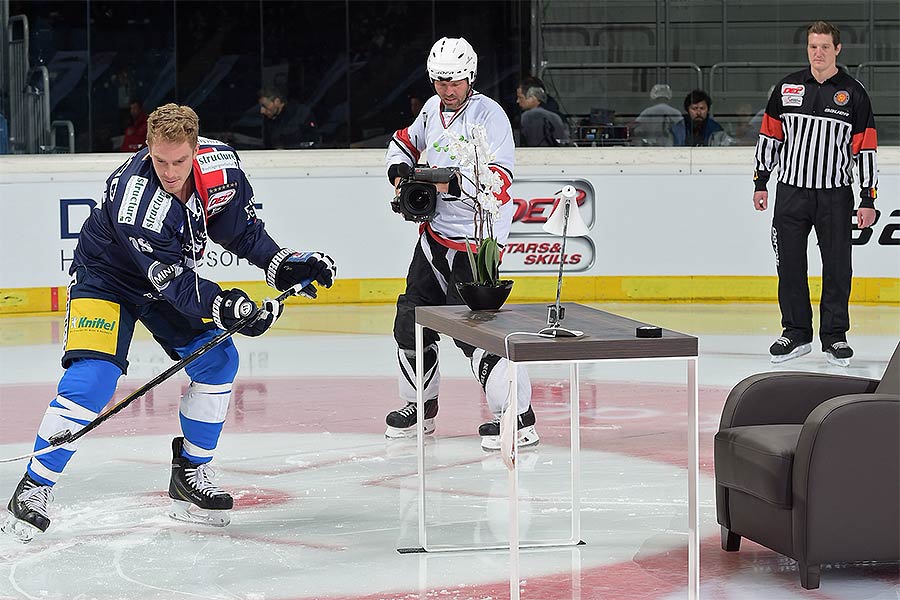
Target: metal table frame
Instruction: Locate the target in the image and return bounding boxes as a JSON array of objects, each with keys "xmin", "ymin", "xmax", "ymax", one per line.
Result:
[{"xmin": 404, "ymin": 303, "xmax": 699, "ymax": 600}]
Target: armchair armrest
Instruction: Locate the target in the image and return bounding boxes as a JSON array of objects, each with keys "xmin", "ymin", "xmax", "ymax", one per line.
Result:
[
  {"xmin": 792, "ymin": 393, "xmax": 900, "ymax": 563},
  {"xmin": 719, "ymin": 372, "xmax": 879, "ymax": 429}
]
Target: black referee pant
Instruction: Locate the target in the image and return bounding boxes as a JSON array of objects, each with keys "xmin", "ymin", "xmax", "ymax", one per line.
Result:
[{"xmin": 772, "ymin": 182, "xmax": 854, "ymax": 348}]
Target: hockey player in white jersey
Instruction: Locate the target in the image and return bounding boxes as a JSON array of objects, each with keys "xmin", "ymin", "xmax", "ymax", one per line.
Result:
[{"xmin": 383, "ymin": 37, "xmax": 538, "ymax": 451}]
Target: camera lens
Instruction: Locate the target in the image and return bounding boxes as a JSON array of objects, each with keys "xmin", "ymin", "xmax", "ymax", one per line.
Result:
[{"xmin": 406, "ymin": 188, "xmax": 432, "ymax": 214}]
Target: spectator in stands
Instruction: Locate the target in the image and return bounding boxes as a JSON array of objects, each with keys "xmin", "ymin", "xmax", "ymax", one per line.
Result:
[
  {"xmin": 632, "ymin": 83, "xmax": 681, "ymax": 146},
  {"xmin": 672, "ymin": 89, "xmax": 731, "ymax": 146},
  {"xmin": 258, "ymin": 87, "xmax": 318, "ymax": 149},
  {"xmin": 516, "ymin": 80, "xmax": 571, "ymax": 147},
  {"xmin": 120, "ymin": 100, "xmax": 148, "ymax": 153},
  {"xmin": 520, "ymin": 75, "xmax": 563, "ymax": 118}
]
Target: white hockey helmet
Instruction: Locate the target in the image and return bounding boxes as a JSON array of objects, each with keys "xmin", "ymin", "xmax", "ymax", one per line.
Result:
[{"xmin": 427, "ymin": 37, "xmax": 477, "ymax": 84}]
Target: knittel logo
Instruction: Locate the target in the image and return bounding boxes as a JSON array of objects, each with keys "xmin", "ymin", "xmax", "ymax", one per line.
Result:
[
  {"xmin": 69, "ymin": 315, "xmax": 117, "ymax": 333},
  {"xmin": 833, "ymin": 90, "xmax": 850, "ymax": 106},
  {"xmin": 64, "ymin": 298, "xmax": 121, "ymax": 354}
]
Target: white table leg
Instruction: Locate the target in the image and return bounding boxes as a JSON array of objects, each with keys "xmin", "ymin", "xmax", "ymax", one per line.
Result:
[
  {"xmin": 571, "ymin": 362, "xmax": 581, "ymax": 544},
  {"xmin": 509, "ymin": 359, "xmax": 520, "ymax": 600},
  {"xmin": 416, "ymin": 322, "xmax": 427, "ymax": 551},
  {"xmin": 687, "ymin": 357, "xmax": 699, "ymax": 600}
]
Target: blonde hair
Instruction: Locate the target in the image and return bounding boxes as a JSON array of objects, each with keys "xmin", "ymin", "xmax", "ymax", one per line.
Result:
[{"xmin": 146, "ymin": 103, "xmax": 199, "ymax": 147}]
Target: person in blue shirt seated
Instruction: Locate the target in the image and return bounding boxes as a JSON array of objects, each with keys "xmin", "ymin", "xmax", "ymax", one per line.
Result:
[{"xmin": 672, "ymin": 89, "xmax": 732, "ymax": 146}]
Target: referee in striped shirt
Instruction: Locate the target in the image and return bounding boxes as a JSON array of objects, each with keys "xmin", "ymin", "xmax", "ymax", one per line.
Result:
[{"xmin": 753, "ymin": 20, "xmax": 878, "ymax": 367}]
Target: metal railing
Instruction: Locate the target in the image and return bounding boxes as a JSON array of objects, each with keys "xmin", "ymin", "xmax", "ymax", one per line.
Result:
[
  {"xmin": 855, "ymin": 61, "xmax": 900, "ymax": 81},
  {"xmin": 5, "ymin": 12, "xmax": 73, "ymax": 153},
  {"xmin": 51, "ymin": 120, "xmax": 75, "ymax": 154},
  {"xmin": 709, "ymin": 62, "xmax": 850, "ymax": 95},
  {"xmin": 25, "ymin": 65, "xmax": 50, "ymax": 153},
  {"xmin": 538, "ymin": 61, "xmax": 703, "ymax": 92},
  {"xmin": 7, "ymin": 14, "xmax": 27, "ymax": 153}
]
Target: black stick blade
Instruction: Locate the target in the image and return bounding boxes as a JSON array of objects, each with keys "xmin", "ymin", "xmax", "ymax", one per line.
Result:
[{"xmin": 47, "ymin": 430, "xmax": 73, "ymax": 446}]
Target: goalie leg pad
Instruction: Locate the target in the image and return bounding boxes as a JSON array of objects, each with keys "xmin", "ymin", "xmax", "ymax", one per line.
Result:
[
  {"xmin": 470, "ymin": 349, "xmax": 532, "ymax": 416},
  {"xmin": 397, "ymin": 344, "xmax": 440, "ymax": 404}
]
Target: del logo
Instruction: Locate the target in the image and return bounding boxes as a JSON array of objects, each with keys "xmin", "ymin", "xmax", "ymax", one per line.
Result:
[
  {"xmin": 781, "ymin": 84, "xmax": 805, "ymax": 96},
  {"xmin": 206, "ymin": 182, "xmax": 238, "ymax": 215},
  {"xmin": 833, "ymin": 90, "xmax": 850, "ymax": 106},
  {"xmin": 69, "ymin": 316, "xmax": 117, "ymax": 332}
]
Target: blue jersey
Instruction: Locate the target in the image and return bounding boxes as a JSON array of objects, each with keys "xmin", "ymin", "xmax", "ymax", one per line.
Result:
[{"xmin": 73, "ymin": 138, "xmax": 280, "ymax": 320}]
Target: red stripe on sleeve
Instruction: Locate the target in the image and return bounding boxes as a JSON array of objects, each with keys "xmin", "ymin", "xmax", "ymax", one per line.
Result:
[
  {"xmin": 852, "ymin": 127, "xmax": 878, "ymax": 154},
  {"xmin": 394, "ymin": 128, "xmax": 420, "ymax": 162},
  {"xmin": 489, "ymin": 166, "xmax": 512, "ymax": 204},
  {"xmin": 760, "ymin": 113, "xmax": 783, "ymax": 140}
]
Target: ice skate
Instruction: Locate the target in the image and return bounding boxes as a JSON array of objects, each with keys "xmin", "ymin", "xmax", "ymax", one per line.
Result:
[
  {"xmin": 769, "ymin": 336, "xmax": 811, "ymax": 363},
  {"xmin": 479, "ymin": 406, "xmax": 540, "ymax": 451},
  {"xmin": 385, "ymin": 399, "xmax": 438, "ymax": 439},
  {"xmin": 2, "ymin": 473, "xmax": 53, "ymax": 543},
  {"xmin": 167, "ymin": 437, "xmax": 233, "ymax": 527},
  {"xmin": 824, "ymin": 341, "xmax": 853, "ymax": 367}
]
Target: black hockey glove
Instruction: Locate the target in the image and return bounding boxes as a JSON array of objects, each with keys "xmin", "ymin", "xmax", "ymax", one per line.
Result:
[
  {"xmin": 266, "ymin": 248, "xmax": 337, "ymax": 298},
  {"xmin": 211, "ymin": 289, "xmax": 282, "ymax": 337}
]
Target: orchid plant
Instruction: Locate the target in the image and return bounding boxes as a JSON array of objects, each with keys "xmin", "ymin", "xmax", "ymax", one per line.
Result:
[{"xmin": 436, "ymin": 124, "xmax": 505, "ymax": 285}]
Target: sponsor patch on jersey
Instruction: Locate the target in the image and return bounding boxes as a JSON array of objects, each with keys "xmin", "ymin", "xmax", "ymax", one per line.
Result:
[
  {"xmin": 833, "ymin": 90, "xmax": 850, "ymax": 106},
  {"xmin": 780, "ymin": 83, "xmax": 805, "ymax": 107},
  {"xmin": 65, "ymin": 298, "xmax": 120, "ymax": 355},
  {"xmin": 142, "ymin": 188, "xmax": 172, "ymax": 233},
  {"xmin": 781, "ymin": 84, "xmax": 805, "ymax": 96},
  {"xmin": 198, "ymin": 136, "xmax": 225, "ymax": 146},
  {"xmin": 129, "ymin": 236, "xmax": 153, "ymax": 253},
  {"xmin": 206, "ymin": 182, "xmax": 239, "ymax": 216},
  {"xmin": 196, "ymin": 150, "xmax": 238, "ymax": 174},
  {"xmin": 824, "ymin": 107, "xmax": 850, "ymax": 118},
  {"xmin": 117, "ymin": 175, "xmax": 148, "ymax": 225},
  {"xmin": 147, "ymin": 260, "xmax": 184, "ymax": 291}
]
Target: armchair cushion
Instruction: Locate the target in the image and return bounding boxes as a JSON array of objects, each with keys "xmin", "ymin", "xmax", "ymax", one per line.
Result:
[{"xmin": 715, "ymin": 424, "xmax": 802, "ymax": 507}]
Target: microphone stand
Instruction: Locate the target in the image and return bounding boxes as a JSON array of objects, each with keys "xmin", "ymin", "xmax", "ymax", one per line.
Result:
[{"xmin": 539, "ymin": 196, "xmax": 583, "ymax": 338}]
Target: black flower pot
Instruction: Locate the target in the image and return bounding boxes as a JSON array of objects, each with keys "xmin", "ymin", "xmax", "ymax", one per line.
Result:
[{"xmin": 456, "ymin": 280, "xmax": 514, "ymax": 311}]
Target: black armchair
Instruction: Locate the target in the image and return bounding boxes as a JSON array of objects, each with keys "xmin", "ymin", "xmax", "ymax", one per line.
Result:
[{"xmin": 714, "ymin": 342, "xmax": 900, "ymax": 589}]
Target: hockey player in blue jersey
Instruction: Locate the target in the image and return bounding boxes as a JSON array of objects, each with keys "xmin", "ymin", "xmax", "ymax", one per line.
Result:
[{"xmin": 2, "ymin": 104, "xmax": 336, "ymax": 541}]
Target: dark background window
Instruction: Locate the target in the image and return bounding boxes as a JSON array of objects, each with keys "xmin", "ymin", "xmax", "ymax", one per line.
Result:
[{"xmin": 2, "ymin": 0, "xmax": 896, "ymax": 152}]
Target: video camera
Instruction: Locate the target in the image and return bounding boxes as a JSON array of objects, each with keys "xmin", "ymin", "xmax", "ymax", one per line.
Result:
[{"xmin": 391, "ymin": 164, "xmax": 459, "ymax": 222}]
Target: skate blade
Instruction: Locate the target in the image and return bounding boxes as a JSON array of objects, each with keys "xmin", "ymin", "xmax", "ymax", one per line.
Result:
[
  {"xmin": 1, "ymin": 513, "xmax": 40, "ymax": 543},
  {"xmin": 385, "ymin": 418, "xmax": 435, "ymax": 439},
  {"xmin": 167, "ymin": 500, "xmax": 231, "ymax": 527},
  {"xmin": 481, "ymin": 426, "xmax": 540, "ymax": 452},
  {"xmin": 825, "ymin": 353, "xmax": 851, "ymax": 367},
  {"xmin": 770, "ymin": 343, "xmax": 811, "ymax": 364}
]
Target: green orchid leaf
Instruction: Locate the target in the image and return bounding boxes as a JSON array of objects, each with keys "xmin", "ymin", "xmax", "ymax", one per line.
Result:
[{"xmin": 464, "ymin": 236, "xmax": 478, "ymax": 281}]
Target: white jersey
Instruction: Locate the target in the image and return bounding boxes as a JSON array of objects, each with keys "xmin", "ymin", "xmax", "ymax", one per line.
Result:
[{"xmin": 386, "ymin": 91, "xmax": 515, "ymax": 250}]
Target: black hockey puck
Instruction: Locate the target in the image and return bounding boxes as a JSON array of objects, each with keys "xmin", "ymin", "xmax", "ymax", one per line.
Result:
[{"xmin": 636, "ymin": 326, "xmax": 662, "ymax": 338}]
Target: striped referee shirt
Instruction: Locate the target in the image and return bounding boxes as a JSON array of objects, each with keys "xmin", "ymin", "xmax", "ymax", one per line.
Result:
[{"xmin": 753, "ymin": 68, "xmax": 878, "ymax": 208}]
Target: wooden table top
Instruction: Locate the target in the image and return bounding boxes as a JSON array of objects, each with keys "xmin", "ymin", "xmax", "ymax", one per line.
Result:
[{"xmin": 415, "ymin": 303, "xmax": 698, "ymax": 362}]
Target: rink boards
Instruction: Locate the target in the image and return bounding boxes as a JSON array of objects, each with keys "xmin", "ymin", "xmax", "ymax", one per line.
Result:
[{"xmin": 0, "ymin": 146, "xmax": 897, "ymax": 313}]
